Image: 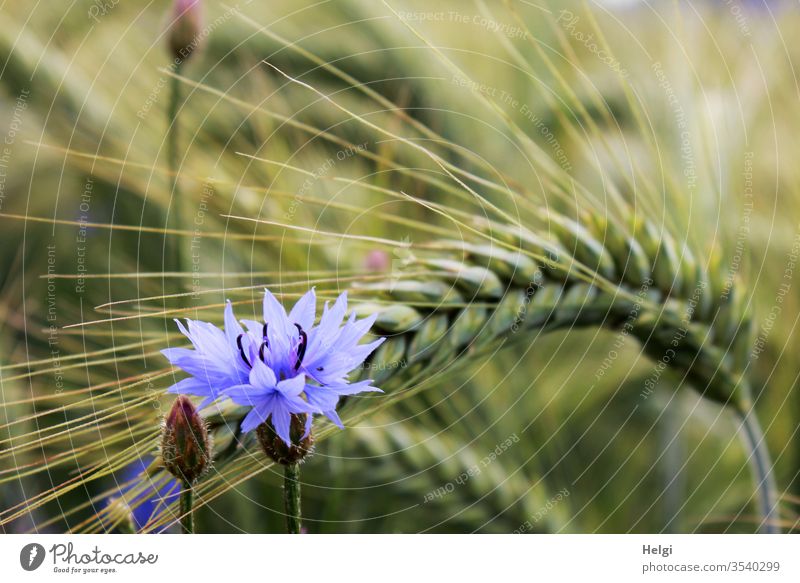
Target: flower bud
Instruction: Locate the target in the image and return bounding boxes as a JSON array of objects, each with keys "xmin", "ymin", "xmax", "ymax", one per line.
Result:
[
  {"xmin": 166, "ymin": 0, "xmax": 203, "ymax": 61},
  {"xmin": 161, "ymin": 396, "xmax": 211, "ymax": 483},
  {"xmin": 364, "ymin": 249, "xmax": 390, "ymax": 272},
  {"xmin": 256, "ymin": 414, "xmax": 314, "ymax": 465}
]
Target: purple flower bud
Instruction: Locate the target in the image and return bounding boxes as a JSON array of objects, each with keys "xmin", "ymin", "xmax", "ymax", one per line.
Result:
[
  {"xmin": 364, "ymin": 250, "xmax": 390, "ymax": 272},
  {"xmin": 166, "ymin": 0, "xmax": 203, "ymax": 61},
  {"xmin": 256, "ymin": 414, "xmax": 315, "ymax": 465},
  {"xmin": 161, "ymin": 396, "xmax": 211, "ymax": 483}
]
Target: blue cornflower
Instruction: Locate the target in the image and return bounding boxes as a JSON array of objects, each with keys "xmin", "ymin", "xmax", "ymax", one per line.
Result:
[
  {"xmin": 163, "ymin": 288, "xmax": 384, "ymax": 446},
  {"xmin": 161, "ymin": 301, "xmax": 250, "ymax": 407}
]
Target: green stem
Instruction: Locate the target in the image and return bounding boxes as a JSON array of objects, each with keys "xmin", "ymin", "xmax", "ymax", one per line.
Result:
[
  {"xmin": 738, "ymin": 409, "xmax": 779, "ymax": 534},
  {"xmin": 167, "ymin": 60, "xmax": 184, "ymax": 280},
  {"xmin": 180, "ymin": 480, "xmax": 194, "ymax": 534},
  {"xmin": 283, "ymin": 463, "xmax": 302, "ymax": 534}
]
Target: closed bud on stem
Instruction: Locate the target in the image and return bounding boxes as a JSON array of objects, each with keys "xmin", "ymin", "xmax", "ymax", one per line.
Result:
[
  {"xmin": 161, "ymin": 396, "xmax": 211, "ymax": 483},
  {"xmin": 257, "ymin": 414, "xmax": 314, "ymax": 465},
  {"xmin": 166, "ymin": 0, "xmax": 203, "ymax": 61}
]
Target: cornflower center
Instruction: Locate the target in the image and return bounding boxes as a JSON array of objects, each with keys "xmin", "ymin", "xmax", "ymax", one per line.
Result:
[{"xmin": 234, "ymin": 322, "xmax": 308, "ymax": 371}]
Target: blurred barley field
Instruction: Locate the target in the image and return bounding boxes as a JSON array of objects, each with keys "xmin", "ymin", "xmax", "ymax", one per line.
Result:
[{"xmin": 0, "ymin": 0, "xmax": 799, "ymax": 533}]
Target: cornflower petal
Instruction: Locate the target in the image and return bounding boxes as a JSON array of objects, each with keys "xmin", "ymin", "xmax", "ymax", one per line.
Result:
[
  {"xmin": 270, "ymin": 400, "xmax": 293, "ymax": 446},
  {"xmin": 263, "ymin": 289, "xmax": 291, "ymax": 337},
  {"xmin": 277, "ymin": 374, "xmax": 306, "ymax": 398},
  {"xmin": 242, "ymin": 399, "xmax": 276, "ymax": 433},
  {"xmin": 223, "ymin": 384, "xmax": 276, "ymax": 406},
  {"xmin": 288, "ymin": 287, "xmax": 317, "ymax": 331},
  {"xmin": 250, "ymin": 358, "xmax": 278, "ymax": 389}
]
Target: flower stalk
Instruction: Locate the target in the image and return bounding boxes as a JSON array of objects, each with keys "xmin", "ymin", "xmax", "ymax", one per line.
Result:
[
  {"xmin": 283, "ymin": 463, "xmax": 302, "ymax": 534},
  {"xmin": 256, "ymin": 415, "xmax": 313, "ymax": 534},
  {"xmin": 167, "ymin": 60, "xmax": 184, "ymax": 277},
  {"xmin": 164, "ymin": 0, "xmax": 201, "ymax": 280},
  {"xmin": 180, "ymin": 480, "xmax": 194, "ymax": 534}
]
